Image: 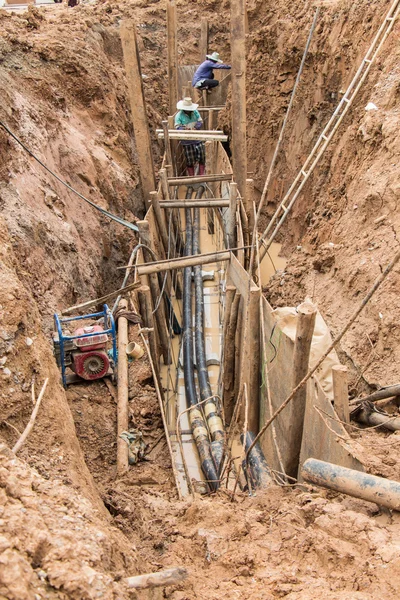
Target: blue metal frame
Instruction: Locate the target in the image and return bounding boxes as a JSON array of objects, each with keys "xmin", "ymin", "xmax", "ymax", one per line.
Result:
[{"xmin": 54, "ymin": 304, "xmax": 117, "ymax": 388}]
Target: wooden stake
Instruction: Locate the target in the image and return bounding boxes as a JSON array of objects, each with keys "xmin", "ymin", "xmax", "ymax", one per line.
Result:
[
  {"xmin": 223, "ymin": 292, "xmax": 241, "ymax": 423},
  {"xmin": 120, "ymin": 21, "xmax": 155, "ymax": 207},
  {"xmin": 167, "ymin": 115, "xmax": 177, "ymax": 176},
  {"xmin": 162, "ymin": 120, "xmax": 173, "ymax": 169},
  {"xmin": 287, "ymin": 301, "xmax": 317, "ymax": 478},
  {"xmin": 168, "ymin": 173, "xmax": 233, "ymax": 186},
  {"xmin": 332, "ymin": 364, "xmax": 349, "ymax": 424},
  {"xmin": 159, "ymin": 199, "xmax": 229, "ymax": 208},
  {"xmin": 125, "ymin": 567, "xmax": 188, "ymax": 590},
  {"xmin": 166, "ymin": 1, "xmax": 178, "ymax": 116},
  {"xmin": 200, "ymin": 18, "xmax": 209, "ymax": 60},
  {"xmin": 117, "ymin": 299, "xmax": 129, "ymax": 476},
  {"xmin": 150, "ymin": 191, "xmax": 169, "ymax": 255},
  {"xmin": 138, "ymin": 285, "xmax": 160, "ymax": 381},
  {"xmin": 245, "ymin": 178, "xmax": 255, "ymax": 237},
  {"xmin": 230, "ymin": 0, "xmax": 247, "ymax": 197},
  {"xmin": 137, "ymin": 221, "xmax": 171, "ymax": 365},
  {"xmin": 227, "ymin": 182, "xmax": 237, "ymax": 249}
]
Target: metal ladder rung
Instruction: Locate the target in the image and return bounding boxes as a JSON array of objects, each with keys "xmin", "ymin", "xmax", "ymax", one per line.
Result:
[
  {"xmin": 322, "ymin": 134, "xmax": 328, "ymax": 141},
  {"xmin": 343, "ymin": 97, "xmax": 351, "ymax": 103},
  {"xmin": 364, "ymin": 59, "xmax": 372, "ymax": 64},
  {"xmin": 301, "ymin": 170, "xmax": 308, "ymax": 178},
  {"xmin": 386, "ymin": 16, "xmax": 394, "ymax": 21},
  {"xmin": 280, "ymin": 204, "xmax": 289, "ymax": 213}
]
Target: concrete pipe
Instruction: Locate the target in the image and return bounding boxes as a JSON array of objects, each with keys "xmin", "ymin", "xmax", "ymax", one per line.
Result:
[{"xmin": 302, "ymin": 458, "xmax": 400, "ymax": 511}]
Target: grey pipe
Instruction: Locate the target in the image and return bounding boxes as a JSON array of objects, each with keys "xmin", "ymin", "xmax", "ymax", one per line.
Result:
[{"xmin": 302, "ymin": 458, "xmax": 400, "ymax": 511}]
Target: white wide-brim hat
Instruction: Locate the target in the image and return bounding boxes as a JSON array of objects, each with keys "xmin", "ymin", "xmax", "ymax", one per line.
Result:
[
  {"xmin": 177, "ymin": 97, "xmax": 199, "ymax": 111},
  {"xmin": 206, "ymin": 52, "xmax": 223, "ymax": 63}
]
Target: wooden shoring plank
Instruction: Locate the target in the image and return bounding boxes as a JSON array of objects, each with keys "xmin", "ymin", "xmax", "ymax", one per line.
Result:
[
  {"xmin": 120, "ymin": 21, "xmax": 155, "ymax": 208},
  {"xmin": 200, "ymin": 18, "xmax": 209, "ymax": 60},
  {"xmin": 166, "ymin": 1, "xmax": 178, "ymax": 116},
  {"xmin": 117, "ymin": 299, "xmax": 129, "ymax": 476},
  {"xmin": 227, "ymin": 182, "xmax": 237, "ymax": 249},
  {"xmin": 332, "ymin": 365, "xmax": 350, "ymax": 425},
  {"xmin": 287, "ymin": 301, "xmax": 317, "ymax": 478},
  {"xmin": 230, "ymin": 0, "xmax": 247, "ymax": 197},
  {"xmin": 159, "ymin": 200, "xmax": 229, "ymax": 208},
  {"xmin": 168, "ymin": 173, "xmax": 233, "ymax": 186},
  {"xmin": 134, "ymin": 251, "xmax": 231, "ymax": 275}
]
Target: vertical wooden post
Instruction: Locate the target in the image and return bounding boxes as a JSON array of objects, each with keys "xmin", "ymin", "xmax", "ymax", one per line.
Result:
[
  {"xmin": 120, "ymin": 21, "xmax": 156, "ymax": 208},
  {"xmin": 247, "ymin": 286, "xmax": 260, "ymax": 434},
  {"xmin": 200, "ymin": 18, "xmax": 209, "ymax": 60},
  {"xmin": 166, "ymin": 1, "xmax": 178, "ymax": 117},
  {"xmin": 227, "ymin": 182, "xmax": 237, "ymax": 249},
  {"xmin": 223, "ymin": 291, "xmax": 241, "ymax": 423},
  {"xmin": 162, "ymin": 120, "xmax": 173, "ymax": 170},
  {"xmin": 209, "ymin": 109, "xmax": 217, "ymax": 131},
  {"xmin": 167, "ymin": 115, "xmax": 177, "ymax": 176},
  {"xmin": 117, "ymin": 299, "xmax": 129, "ymax": 476},
  {"xmin": 138, "ymin": 285, "xmax": 160, "ymax": 380},
  {"xmin": 287, "ymin": 301, "xmax": 317, "ymax": 478},
  {"xmin": 150, "ymin": 191, "xmax": 169, "ymax": 255},
  {"xmin": 230, "ymin": 0, "xmax": 247, "ymax": 198},
  {"xmin": 245, "ymin": 178, "xmax": 255, "ymax": 237},
  {"xmin": 137, "ymin": 220, "xmax": 171, "ymax": 365},
  {"xmin": 332, "ymin": 365, "xmax": 350, "ymax": 425}
]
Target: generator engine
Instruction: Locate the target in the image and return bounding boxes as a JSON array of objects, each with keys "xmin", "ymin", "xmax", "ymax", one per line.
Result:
[{"xmin": 53, "ymin": 304, "xmax": 117, "ymax": 388}]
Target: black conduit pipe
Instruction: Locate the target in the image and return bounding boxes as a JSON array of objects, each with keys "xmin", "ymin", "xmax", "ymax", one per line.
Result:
[
  {"xmin": 193, "ymin": 188, "xmax": 225, "ymax": 472},
  {"xmin": 182, "ymin": 187, "xmax": 219, "ymax": 491}
]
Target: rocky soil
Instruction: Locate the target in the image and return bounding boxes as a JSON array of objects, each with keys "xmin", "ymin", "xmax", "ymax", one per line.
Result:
[{"xmin": 0, "ymin": 0, "xmax": 399, "ymax": 598}]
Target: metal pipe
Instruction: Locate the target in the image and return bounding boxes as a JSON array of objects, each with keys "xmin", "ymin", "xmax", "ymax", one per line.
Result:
[
  {"xmin": 193, "ymin": 187, "xmax": 225, "ymax": 473},
  {"xmin": 302, "ymin": 458, "xmax": 400, "ymax": 511},
  {"xmin": 182, "ymin": 188, "xmax": 219, "ymax": 491}
]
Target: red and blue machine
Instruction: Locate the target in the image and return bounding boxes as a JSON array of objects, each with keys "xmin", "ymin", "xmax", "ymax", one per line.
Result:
[{"xmin": 53, "ymin": 305, "xmax": 117, "ymax": 388}]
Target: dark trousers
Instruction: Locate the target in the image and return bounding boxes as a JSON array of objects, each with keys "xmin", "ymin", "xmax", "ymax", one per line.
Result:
[{"xmin": 195, "ymin": 79, "xmax": 219, "ymax": 90}]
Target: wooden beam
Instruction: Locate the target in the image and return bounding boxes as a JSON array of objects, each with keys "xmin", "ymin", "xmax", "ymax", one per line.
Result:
[
  {"xmin": 287, "ymin": 301, "xmax": 317, "ymax": 478},
  {"xmin": 246, "ymin": 178, "xmax": 255, "ymax": 237},
  {"xmin": 117, "ymin": 299, "xmax": 129, "ymax": 476},
  {"xmin": 166, "ymin": 1, "xmax": 178, "ymax": 116},
  {"xmin": 126, "ymin": 567, "xmax": 188, "ymax": 590},
  {"xmin": 332, "ymin": 365, "xmax": 350, "ymax": 425},
  {"xmin": 159, "ymin": 199, "xmax": 229, "ymax": 208},
  {"xmin": 199, "ymin": 18, "xmax": 209, "ymax": 60},
  {"xmin": 150, "ymin": 191, "xmax": 170, "ymax": 255},
  {"xmin": 161, "ymin": 121, "xmax": 173, "ymax": 170},
  {"xmin": 137, "ymin": 220, "xmax": 171, "ymax": 365},
  {"xmin": 135, "ymin": 250, "xmax": 231, "ymax": 275},
  {"xmin": 168, "ymin": 173, "xmax": 233, "ymax": 186},
  {"xmin": 157, "ymin": 132, "xmax": 228, "ymax": 142},
  {"xmin": 156, "ymin": 129, "xmax": 226, "ymax": 135},
  {"xmin": 197, "ymin": 106, "xmax": 225, "ymax": 112},
  {"xmin": 120, "ymin": 21, "xmax": 155, "ymax": 208},
  {"xmin": 230, "ymin": 0, "xmax": 247, "ymax": 197},
  {"xmin": 227, "ymin": 182, "xmax": 237, "ymax": 249}
]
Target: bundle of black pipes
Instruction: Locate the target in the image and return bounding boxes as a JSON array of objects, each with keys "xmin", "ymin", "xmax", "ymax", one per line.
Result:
[{"xmin": 182, "ymin": 185, "xmax": 224, "ymax": 492}]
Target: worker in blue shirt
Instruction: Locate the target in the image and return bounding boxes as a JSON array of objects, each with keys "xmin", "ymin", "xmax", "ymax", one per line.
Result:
[
  {"xmin": 192, "ymin": 52, "xmax": 231, "ymax": 92},
  {"xmin": 175, "ymin": 97, "xmax": 205, "ymax": 176}
]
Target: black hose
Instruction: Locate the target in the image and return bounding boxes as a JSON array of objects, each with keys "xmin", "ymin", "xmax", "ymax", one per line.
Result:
[
  {"xmin": 193, "ymin": 187, "xmax": 225, "ymax": 472},
  {"xmin": 182, "ymin": 187, "xmax": 219, "ymax": 491}
]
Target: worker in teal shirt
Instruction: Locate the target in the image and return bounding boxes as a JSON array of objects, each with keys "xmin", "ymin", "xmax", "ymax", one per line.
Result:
[{"xmin": 174, "ymin": 97, "xmax": 205, "ymax": 177}]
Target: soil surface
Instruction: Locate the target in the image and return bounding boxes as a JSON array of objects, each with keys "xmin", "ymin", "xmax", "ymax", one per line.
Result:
[{"xmin": 0, "ymin": 0, "xmax": 400, "ymax": 598}]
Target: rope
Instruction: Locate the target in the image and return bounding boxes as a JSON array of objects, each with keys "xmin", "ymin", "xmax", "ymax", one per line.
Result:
[{"xmin": 0, "ymin": 120, "xmax": 139, "ymax": 232}]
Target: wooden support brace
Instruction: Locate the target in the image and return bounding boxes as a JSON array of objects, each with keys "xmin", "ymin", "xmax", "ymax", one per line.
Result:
[
  {"xmin": 332, "ymin": 365, "xmax": 349, "ymax": 425},
  {"xmin": 120, "ymin": 21, "xmax": 156, "ymax": 208},
  {"xmin": 200, "ymin": 18, "xmax": 209, "ymax": 60},
  {"xmin": 227, "ymin": 182, "xmax": 237, "ymax": 249},
  {"xmin": 162, "ymin": 120, "xmax": 173, "ymax": 170},
  {"xmin": 150, "ymin": 191, "xmax": 170, "ymax": 256},
  {"xmin": 125, "ymin": 567, "xmax": 188, "ymax": 590},
  {"xmin": 168, "ymin": 173, "xmax": 233, "ymax": 186},
  {"xmin": 137, "ymin": 220, "xmax": 171, "ymax": 365},
  {"xmin": 287, "ymin": 301, "xmax": 317, "ymax": 478},
  {"xmin": 223, "ymin": 291, "xmax": 241, "ymax": 423},
  {"xmin": 166, "ymin": 1, "xmax": 178, "ymax": 116},
  {"xmin": 159, "ymin": 200, "xmax": 229, "ymax": 209},
  {"xmin": 133, "ymin": 250, "xmax": 231, "ymax": 275},
  {"xmin": 117, "ymin": 299, "xmax": 129, "ymax": 476},
  {"xmin": 138, "ymin": 285, "xmax": 160, "ymax": 380}
]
